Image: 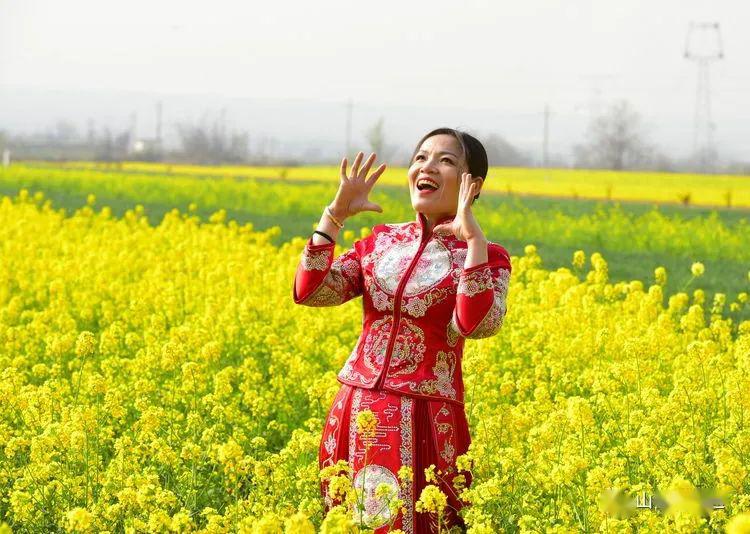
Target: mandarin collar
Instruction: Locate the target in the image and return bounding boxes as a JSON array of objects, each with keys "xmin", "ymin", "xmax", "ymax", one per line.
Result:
[{"xmin": 415, "ymin": 212, "xmax": 456, "ymax": 235}]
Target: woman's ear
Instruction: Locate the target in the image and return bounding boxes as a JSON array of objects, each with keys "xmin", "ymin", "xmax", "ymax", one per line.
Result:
[{"xmin": 472, "ymin": 177, "xmax": 484, "ymax": 202}]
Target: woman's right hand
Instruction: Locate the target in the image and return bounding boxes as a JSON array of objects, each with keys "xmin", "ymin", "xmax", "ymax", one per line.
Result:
[{"xmin": 329, "ymin": 151, "xmax": 386, "ymax": 220}]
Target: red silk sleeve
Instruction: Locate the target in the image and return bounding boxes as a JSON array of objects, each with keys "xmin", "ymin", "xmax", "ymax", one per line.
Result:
[
  {"xmin": 292, "ymin": 236, "xmax": 364, "ymax": 306},
  {"xmin": 451, "ymin": 244, "xmax": 512, "ymax": 339}
]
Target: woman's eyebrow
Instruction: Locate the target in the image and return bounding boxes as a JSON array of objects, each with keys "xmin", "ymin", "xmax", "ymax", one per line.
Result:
[{"xmin": 416, "ymin": 150, "xmax": 458, "ymax": 158}]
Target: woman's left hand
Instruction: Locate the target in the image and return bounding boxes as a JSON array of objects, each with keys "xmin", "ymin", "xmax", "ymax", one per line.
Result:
[{"xmin": 432, "ymin": 173, "xmax": 486, "ymax": 242}]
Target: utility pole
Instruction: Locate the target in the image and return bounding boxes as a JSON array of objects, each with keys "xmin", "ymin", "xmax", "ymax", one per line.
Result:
[
  {"xmin": 129, "ymin": 111, "xmax": 138, "ymax": 156},
  {"xmin": 542, "ymin": 104, "xmax": 550, "ymax": 168},
  {"xmin": 155, "ymin": 100, "xmax": 163, "ymax": 150},
  {"xmin": 684, "ymin": 21, "xmax": 723, "ymax": 173}
]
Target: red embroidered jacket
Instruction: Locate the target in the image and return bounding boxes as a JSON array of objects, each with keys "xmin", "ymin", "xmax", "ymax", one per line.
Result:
[{"xmin": 292, "ymin": 212, "xmax": 511, "ymax": 405}]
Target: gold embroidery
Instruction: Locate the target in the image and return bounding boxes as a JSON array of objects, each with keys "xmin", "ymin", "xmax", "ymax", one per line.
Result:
[
  {"xmin": 339, "ymin": 336, "xmax": 375, "ymax": 386},
  {"xmin": 365, "ymin": 278, "xmax": 393, "ymax": 312},
  {"xmin": 400, "ymin": 397, "xmax": 414, "ymax": 533},
  {"xmin": 402, "ymin": 350, "xmax": 457, "ymax": 400},
  {"xmin": 401, "ymin": 287, "xmax": 450, "ymax": 318},
  {"xmin": 362, "ymin": 317, "xmax": 392, "ymax": 373},
  {"xmin": 437, "ymin": 408, "xmax": 455, "ymax": 464},
  {"xmin": 465, "ymin": 268, "xmax": 511, "ymax": 339},
  {"xmin": 446, "ymin": 317, "xmax": 460, "ymax": 347},
  {"xmin": 457, "ymin": 266, "xmax": 494, "ymax": 297},
  {"xmin": 301, "ymin": 246, "xmax": 331, "ymax": 271},
  {"xmin": 302, "ymin": 249, "xmax": 362, "ymax": 306},
  {"xmin": 306, "ymin": 285, "xmax": 341, "ymax": 306},
  {"xmin": 388, "ymin": 318, "xmax": 426, "ymax": 376}
]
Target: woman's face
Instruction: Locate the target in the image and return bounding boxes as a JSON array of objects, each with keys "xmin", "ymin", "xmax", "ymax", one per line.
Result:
[{"xmin": 408, "ymin": 134, "xmax": 471, "ymax": 217}]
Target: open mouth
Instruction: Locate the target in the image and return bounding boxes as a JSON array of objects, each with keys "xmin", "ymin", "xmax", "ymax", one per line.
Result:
[{"xmin": 416, "ymin": 178, "xmax": 439, "ymax": 192}]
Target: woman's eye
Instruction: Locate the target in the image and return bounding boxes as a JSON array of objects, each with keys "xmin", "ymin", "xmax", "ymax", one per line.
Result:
[
  {"xmin": 415, "ymin": 155, "xmax": 425, "ymax": 161},
  {"xmin": 442, "ymin": 158, "xmax": 453, "ymax": 164}
]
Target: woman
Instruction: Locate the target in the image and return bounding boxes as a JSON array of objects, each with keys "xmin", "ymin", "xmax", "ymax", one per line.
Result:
[{"xmin": 292, "ymin": 128, "xmax": 512, "ymax": 533}]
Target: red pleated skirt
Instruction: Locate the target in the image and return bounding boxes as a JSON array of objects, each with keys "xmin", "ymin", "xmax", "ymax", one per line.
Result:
[{"xmin": 319, "ymin": 384, "xmax": 472, "ymax": 534}]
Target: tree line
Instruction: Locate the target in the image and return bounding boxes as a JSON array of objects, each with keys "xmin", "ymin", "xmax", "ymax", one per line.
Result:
[{"xmin": 1, "ymin": 100, "xmax": 748, "ymax": 174}]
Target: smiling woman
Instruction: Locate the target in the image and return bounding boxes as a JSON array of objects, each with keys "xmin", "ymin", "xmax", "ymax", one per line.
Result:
[{"xmin": 293, "ymin": 127, "xmax": 511, "ymax": 533}]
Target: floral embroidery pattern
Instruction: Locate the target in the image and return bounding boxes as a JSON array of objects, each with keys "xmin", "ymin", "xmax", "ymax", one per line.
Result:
[
  {"xmin": 400, "ymin": 397, "xmax": 414, "ymax": 533},
  {"xmin": 466, "ymin": 268, "xmax": 511, "ymax": 339},
  {"xmin": 352, "ymin": 465, "xmax": 401, "ymax": 527},
  {"xmin": 433, "ymin": 404, "xmax": 456, "ymax": 465},
  {"xmin": 361, "ymin": 317, "xmax": 392, "ymax": 373},
  {"xmin": 301, "ymin": 246, "xmax": 330, "ymax": 271},
  {"xmin": 402, "ymin": 350, "xmax": 457, "ymax": 400},
  {"xmin": 339, "ymin": 336, "xmax": 376, "ymax": 386},
  {"xmin": 446, "ymin": 318, "xmax": 460, "ymax": 347},
  {"xmin": 457, "ymin": 266, "xmax": 494, "ymax": 297},
  {"xmin": 401, "ymin": 287, "xmax": 451, "ymax": 318},
  {"xmin": 365, "ymin": 278, "xmax": 393, "ymax": 312},
  {"xmin": 373, "ymin": 238, "xmax": 452, "ymax": 297},
  {"xmin": 388, "ymin": 318, "xmax": 427, "ymax": 376},
  {"xmin": 303, "ymin": 250, "xmax": 362, "ymax": 306}
]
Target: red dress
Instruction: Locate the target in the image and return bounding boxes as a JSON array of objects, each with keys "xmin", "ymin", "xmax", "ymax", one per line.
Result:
[{"xmin": 293, "ymin": 212, "xmax": 511, "ymax": 533}]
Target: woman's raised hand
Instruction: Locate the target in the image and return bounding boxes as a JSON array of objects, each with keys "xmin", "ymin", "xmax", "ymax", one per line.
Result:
[
  {"xmin": 433, "ymin": 172, "xmax": 486, "ymax": 242},
  {"xmin": 329, "ymin": 151, "xmax": 386, "ymax": 219}
]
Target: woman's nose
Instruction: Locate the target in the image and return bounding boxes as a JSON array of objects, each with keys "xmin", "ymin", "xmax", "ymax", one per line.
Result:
[{"xmin": 421, "ymin": 157, "xmax": 438, "ymax": 173}]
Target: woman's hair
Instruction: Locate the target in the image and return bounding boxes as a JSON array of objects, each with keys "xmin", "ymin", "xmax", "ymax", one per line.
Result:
[{"xmin": 409, "ymin": 127, "xmax": 488, "ymax": 201}]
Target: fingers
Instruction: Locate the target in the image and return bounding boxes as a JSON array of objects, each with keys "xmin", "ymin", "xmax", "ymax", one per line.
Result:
[
  {"xmin": 351, "ymin": 151, "xmax": 364, "ymax": 178},
  {"xmin": 366, "ymin": 163, "xmax": 387, "ymax": 188},
  {"xmin": 364, "ymin": 201, "xmax": 383, "ymax": 213},
  {"xmin": 340, "ymin": 157, "xmax": 348, "ymax": 181},
  {"xmin": 359, "ymin": 152, "xmax": 376, "ymax": 179},
  {"xmin": 433, "ymin": 223, "xmax": 448, "ymax": 236}
]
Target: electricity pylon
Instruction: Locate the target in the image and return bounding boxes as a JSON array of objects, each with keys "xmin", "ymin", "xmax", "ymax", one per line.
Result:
[{"xmin": 684, "ymin": 22, "xmax": 723, "ymax": 173}]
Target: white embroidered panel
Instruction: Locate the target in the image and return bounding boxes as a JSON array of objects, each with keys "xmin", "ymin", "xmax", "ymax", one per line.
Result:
[{"xmin": 373, "ymin": 238, "xmax": 452, "ymax": 297}]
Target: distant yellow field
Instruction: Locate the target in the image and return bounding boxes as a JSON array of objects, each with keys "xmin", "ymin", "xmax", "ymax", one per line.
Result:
[{"xmin": 36, "ymin": 161, "xmax": 750, "ymax": 208}]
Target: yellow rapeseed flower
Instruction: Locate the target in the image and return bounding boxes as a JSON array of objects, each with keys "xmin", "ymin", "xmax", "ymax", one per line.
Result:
[
  {"xmin": 691, "ymin": 262, "xmax": 705, "ymax": 277},
  {"xmin": 654, "ymin": 266, "xmax": 667, "ymax": 286},
  {"xmin": 283, "ymin": 512, "xmax": 315, "ymax": 534},
  {"xmin": 355, "ymin": 409, "xmax": 378, "ymax": 439},
  {"xmin": 74, "ymin": 331, "xmax": 96, "ymax": 358},
  {"xmin": 398, "ymin": 465, "xmax": 413, "ymax": 484},
  {"xmin": 415, "ymin": 485, "xmax": 447, "ymax": 515},
  {"xmin": 65, "ymin": 507, "xmax": 93, "ymax": 532},
  {"xmin": 572, "ymin": 250, "xmax": 586, "ymax": 269},
  {"xmin": 424, "ymin": 464, "xmax": 437, "ymax": 484}
]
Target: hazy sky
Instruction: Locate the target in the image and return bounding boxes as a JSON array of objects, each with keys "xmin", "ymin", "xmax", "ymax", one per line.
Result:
[{"xmin": 2, "ymin": 0, "xmax": 749, "ymax": 160}]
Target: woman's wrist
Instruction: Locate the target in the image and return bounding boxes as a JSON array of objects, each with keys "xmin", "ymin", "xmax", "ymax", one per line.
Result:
[
  {"xmin": 311, "ymin": 204, "xmax": 344, "ymax": 245},
  {"xmin": 328, "ymin": 202, "xmax": 349, "ymax": 223},
  {"xmin": 464, "ymin": 236, "xmax": 489, "ymax": 268}
]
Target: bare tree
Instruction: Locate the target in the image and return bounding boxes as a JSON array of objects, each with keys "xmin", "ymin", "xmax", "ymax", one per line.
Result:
[
  {"xmin": 364, "ymin": 116, "xmax": 400, "ymax": 162},
  {"xmin": 52, "ymin": 119, "xmax": 79, "ymax": 143},
  {"xmin": 484, "ymin": 133, "xmax": 531, "ymax": 167},
  {"xmin": 365, "ymin": 117, "xmax": 385, "ymax": 156},
  {"xmin": 574, "ymin": 99, "xmax": 652, "ymax": 170},
  {"xmin": 175, "ymin": 114, "xmax": 249, "ymax": 164}
]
